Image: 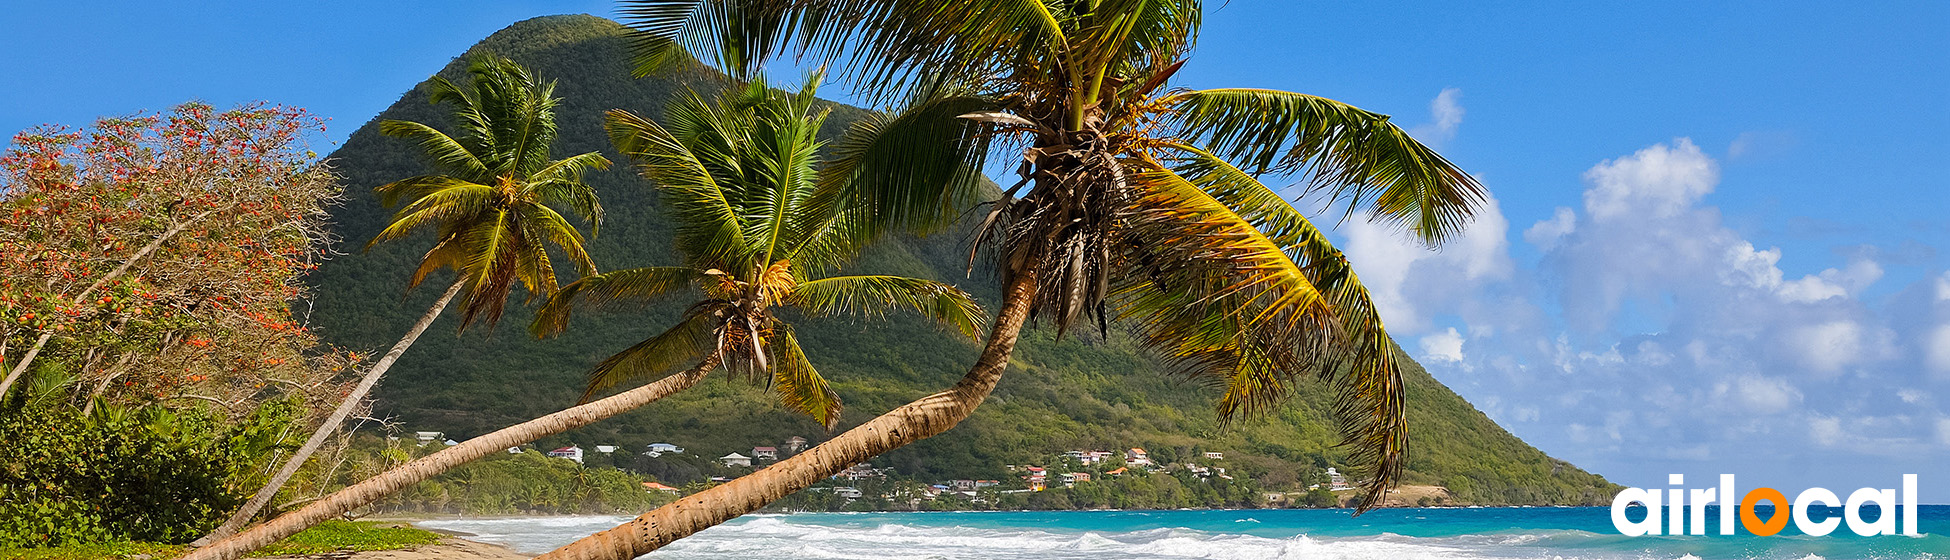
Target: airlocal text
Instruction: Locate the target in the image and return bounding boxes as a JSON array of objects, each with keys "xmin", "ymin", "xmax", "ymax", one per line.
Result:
[{"xmin": 1611, "ymin": 474, "xmax": 1918, "ymax": 537}]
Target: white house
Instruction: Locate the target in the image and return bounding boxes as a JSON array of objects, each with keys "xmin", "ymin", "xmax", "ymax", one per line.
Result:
[
  {"xmin": 752, "ymin": 446, "xmax": 779, "ymax": 461},
  {"xmin": 413, "ymin": 431, "xmax": 444, "ymax": 447},
  {"xmin": 1326, "ymin": 467, "xmax": 1350, "ymax": 490},
  {"xmin": 1126, "ymin": 448, "xmax": 1151, "ymax": 467},
  {"xmin": 595, "ymin": 445, "xmax": 619, "ymax": 454},
  {"xmin": 1202, "ymin": 451, "xmax": 1224, "ymax": 460},
  {"xmin": 833, "ymin": 487, "xmax": 863, "ymax": 499},
  {"xmin": 547, "ymin": 446, "xmax": 585, "ymax": 464},
  {"xmin": 721, "ymin": 453, "xmax": 752, "ymax": 468},
  {"xmin": 646, "ymin": 443, "xmax": 684, "ymax": 456},
  {"xmin": 507, "ymin": 446, "xmax": 524, "ymax": 454}
]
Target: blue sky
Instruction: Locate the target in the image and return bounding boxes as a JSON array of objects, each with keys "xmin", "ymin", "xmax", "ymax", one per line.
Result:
[{"xmin": 5, "ymin": 1, "xmax": 1947, "ymax": 500}]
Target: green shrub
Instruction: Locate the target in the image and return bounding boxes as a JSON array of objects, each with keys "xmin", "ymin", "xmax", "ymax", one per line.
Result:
[{"xmin": 0, "ymin": 400, "xmax": 300, "ymax": 547}]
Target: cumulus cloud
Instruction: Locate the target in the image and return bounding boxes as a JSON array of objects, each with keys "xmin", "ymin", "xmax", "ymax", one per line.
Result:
[
  {"xmin": 1927, "ymin": 325, "xmax": 1950, "ymax": 376},
  {"xmin": 1581, "ymin": 138, "xmax": 1719, "ymax": 221},
  {"xmin": 1410, "ymin": 88, "xmax": 1464, "ymax": 143},
  {"xmin": 1341, "ymin": 190, "xmax": 1512, "ymax": 333},
  {"xmin": 1365, "ymin": 136, "xmax": 1947, "ymax": 496},
  {"xmin": 1421, "ymin": 327, "xmax": 1466, "ymax": 363}
]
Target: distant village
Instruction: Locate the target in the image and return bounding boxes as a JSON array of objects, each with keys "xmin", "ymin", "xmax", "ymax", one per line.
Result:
[{"xmin": 400, "ymin": 430, "xmax": 1366, "ymax": 508}]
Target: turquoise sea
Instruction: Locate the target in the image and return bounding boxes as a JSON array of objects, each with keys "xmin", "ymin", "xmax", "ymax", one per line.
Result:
[{"xmin": 418, "ymin": 506, "xmax": 1949, "ymax": 559}]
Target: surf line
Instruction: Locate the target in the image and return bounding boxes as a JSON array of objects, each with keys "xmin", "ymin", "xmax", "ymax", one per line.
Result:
[{"xmin": 1611, "ymin": 474, "xmax": 1919, "ymax": 537}]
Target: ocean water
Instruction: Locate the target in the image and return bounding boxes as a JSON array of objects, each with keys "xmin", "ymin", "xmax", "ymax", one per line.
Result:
[{"xmin": 417, "ymin": 506, "xmax": 1950, "ymax": 559}]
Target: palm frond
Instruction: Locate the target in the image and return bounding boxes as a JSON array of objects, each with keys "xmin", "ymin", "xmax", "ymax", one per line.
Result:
[
  {"xmin": 532, "ymin": 266, "xmax": 706, "ymax": 337},
  {"xmin": 1162, "ymin": 143, "xmax": 1407, "ymax": 511},
  {"xmin": 1164, "ymin": 88, "xmax": 1485, "ymax": 244},
  {"xmin": 606, "ymin": 108, "xmax": 752, "ymax": 266},
  {"xmin": 820, "ymin": 92, "xmax": 998, "ymax": 238},
  {"xmin": 785, "ymin": 275, "xmax": 988, "ymax": 340},
  {"xmin": 377, "ymin": 120, "xmax": 490, "ymax": 181},
  {"xmin": 528, "ymin": 151, "xmax": 612, "ymax": 233},
  {"xmin": 365, "ymin": 182, "xmax": 494, "ymax": 249},
  {"xmin": 584, "ymin": 303, "xmax": 726, "ymax": 401},
  {"xmin": 766, "ymin": 325, "xmax": 844, "ymax": 428}
]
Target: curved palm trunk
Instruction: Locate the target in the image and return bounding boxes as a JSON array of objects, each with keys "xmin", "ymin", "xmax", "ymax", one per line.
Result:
[
  {"xmin": 536, "ymin": 270, "xmax": 1039, "ymax": 560},
  {"xmin": 182, "ymin": 357, "xmax": 719, "ymax": 560},
  {"xmin": 195, "ymin": 278, "xmax": 466, "ymax": 546}
]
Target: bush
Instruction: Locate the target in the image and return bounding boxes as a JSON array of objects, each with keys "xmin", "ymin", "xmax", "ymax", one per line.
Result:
[{"xmin": 0, "ymin": 400, "xmax": 300, "ymax": 547}]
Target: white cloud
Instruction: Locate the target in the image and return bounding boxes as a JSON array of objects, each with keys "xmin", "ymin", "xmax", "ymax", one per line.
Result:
[
  {"xmin": 1939, "ymin": 418, "xmax": 1950, "ymax": 448},
  {"xmin": 1731, "ymin": 375, "xmax": 1803, "ymax": 414},
  {"xmin": 1421, "ymin": 328, "xmax": 1466, "ymax": 363},
  {"xmin": 1810, "ymin": 416, "xmax": 1846, "ymax": 447},
  {"xmin": 1342, "ymin": 191, "xmax": 1511, "ymax": 333},
  {"xmin": 1898, "ymin": 389, "xmax": 1927, "ymax": 404},
  {"xmin": 1581, "ymin": 138, "xmax": 1719, "ymax": 221},
  {"xmin": 1524, "ymin": 207, "xmax": 1577, "ymax": 250},
  {"xmin": 1788, "ymin": 320, "xmax": 1866, "ymax": 375},
  {"xmin": 1936, "ymin": 271, "xmax": 1950, "ymax": 302},
  {"xmin": 1722, "ymin": 242, "xmax": 1881, "ymax": 303},
  {"xmin": 1926, "ymin": 325, "xmax": 1950, "ymax": 376},
  {"xmin": 1410, "ymin": 88, "xmax": 1464, "ymax": 143}
]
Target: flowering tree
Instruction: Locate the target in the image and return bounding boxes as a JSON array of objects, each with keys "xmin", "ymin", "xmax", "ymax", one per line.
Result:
[{"xmin": 0, "ymin": 102, "xmax": 348, "ymax": 416}]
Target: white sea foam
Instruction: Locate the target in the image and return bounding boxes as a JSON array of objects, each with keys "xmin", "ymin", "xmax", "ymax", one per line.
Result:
[{"xmin": 420, "ymin": 515, "xmax": 1544, "ymax": 559}]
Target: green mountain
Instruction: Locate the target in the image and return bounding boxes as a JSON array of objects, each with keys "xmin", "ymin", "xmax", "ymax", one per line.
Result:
[{"xmin": 307, "ymin": 14, "xmax": 1617, "ymax": 506}]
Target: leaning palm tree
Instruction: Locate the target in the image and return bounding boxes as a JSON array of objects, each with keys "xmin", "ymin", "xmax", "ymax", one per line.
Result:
[
  {"xmin": 182, "ymin": 76, "xmax": 985, "ymax": 560},
  {"xmin": 536, "ymin": 2, "xmax": 1487, "ymax": 557},
  {"xmin": 194, "ymin": 54, "xmax": 608, "ymax": 545}
]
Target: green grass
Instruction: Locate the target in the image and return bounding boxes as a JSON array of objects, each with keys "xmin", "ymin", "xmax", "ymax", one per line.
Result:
[
  {"xmin": 0, "ymin": 521, "xmax": 444, "ymax": 560},
  {"xmin": 0, "ymin": 541, "xmax": 184, "ymax": 560}
]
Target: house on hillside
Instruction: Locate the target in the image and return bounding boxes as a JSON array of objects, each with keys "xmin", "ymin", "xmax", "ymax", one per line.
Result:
[
  {"xmin": 414, "ymin": 431, "xmax": 444, "ymax": 447},
  {"xmin": 642, "ymin": 481, "xmax": 681, "ymax": 494},
  {"xmin": 507, "ymin": 446, "xmax": 525, "ymax": 454},
  {"xmin": 595, "ymin": 445, "xmax": 619, "ymax": 454},
  {"xmin": 548, "ymin": 446, "xmax": 584, "ymax": 464},
  {"xmin": 1104, "ymin": 467, "xmax": 1128, "ymax": 477},
  {"xmin": 1326, "ymin": 467, "xmax": 1350, "ymax": 490},
  {"xmin": 1065, "ymin": 450, "xmax": 1115, "ymax": 465},
  {"xmin": 1203, "ymin": 451, "xmax": 1224, "ymax": 460},
  {"xmin": 834, "ymin": 487, "xmax": 863, "ymax": 499},
  {"xmin": 783, "ymin": 436, "xmax": 809, "ymax": 454},
  {"xmin": 752, "ymin": 446, "xmax": 778, "ymax": 461},
  {"xmin": 645, "ymin": 442, "xmax": 684, "ymax": 456},
  {"xmin": 837, "ymin": 463, "xmax": 884, "ymax": 481},
  {"xmin": 974, "ymin": 480, "xmax": 1000, "ymax": 488},
  {"xmin": 1061, "ymin": 472, "xmax": 1091, "ymax": 487},
  {"xmin": 1126, "ymin": 448, "xmax": 1151, "ymax": 467},
  {"xmin": 721, "ymin": 453, "xmax": 752, "ymax": 468},
  {"xmin": 950, "ymin": 479, "xmax": 976, "ymax": 491}
]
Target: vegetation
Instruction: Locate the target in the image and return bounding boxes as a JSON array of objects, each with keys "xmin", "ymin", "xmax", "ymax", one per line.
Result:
[
  {"xmin": 182, "ymin": 72, "xmax": 986, "ymax": 560},
  {"xmin": 302, "ymin": 12, "xmax": 1612, "ymax": 514},
  {"xmin": 0, "ymin": 11, "xmax": 1620, "ymax": 556},
  {"xmin": 0, "ymin": 103, "xmax": 345, "ymax": 548},
  {"xmin": 542, "ymin": 0, "xmax": 1488, "ymax": 554},
  {"xmin": 199, "ymin": 53, "xmax": 612, "ymax": 544},
  {"xmin": 0, "ymin": 521, "xmax": 444, "ymax": 560}
]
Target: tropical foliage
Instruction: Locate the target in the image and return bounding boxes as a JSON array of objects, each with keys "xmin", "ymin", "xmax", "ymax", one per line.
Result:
[
  {"xmin": 371, "ymin": 53, "xmax": 610, "ymax": 329},
  {"xmin": 535, "ymin": 75, "xmax": 986, "ymax": 427},
  {"xmin": 611, "ymin": 0, "xmax": 1483, "ymax": 511}
]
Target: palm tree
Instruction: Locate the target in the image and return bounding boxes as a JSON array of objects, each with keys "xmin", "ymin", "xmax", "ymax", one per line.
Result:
[
  {"xmin": 536, "ymin": 2, "xmax": 1487, "ymax": 558},
  {"xmin": 194, "ymin": 54, "xmax": 608, "ymax": 545},
  {"xmin": 181, "ymin": 76, "xmax": 985, "ymax": 560}
]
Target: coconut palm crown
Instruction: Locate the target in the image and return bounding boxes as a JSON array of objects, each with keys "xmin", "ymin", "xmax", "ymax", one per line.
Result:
[
  {"xmin": 532, "ymin": 76, "xmax": 987, "ymax": 428},
  {"xmin": 372, "ymin": 53, "xmax": 611, "ymax": 330},
  {"xmin": 618, "ymin": 0, "xmax": 1488, "ymax": 509}
]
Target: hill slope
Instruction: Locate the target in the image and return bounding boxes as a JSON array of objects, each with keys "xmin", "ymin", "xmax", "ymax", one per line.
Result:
[{"xmin": 306, "ymin": 14, "xmax": 1617, "ymax": 506}]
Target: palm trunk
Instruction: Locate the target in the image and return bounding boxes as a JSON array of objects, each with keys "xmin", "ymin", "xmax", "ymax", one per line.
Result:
[
  {"xmin": 536, "ymin": 269, "xmax": 1040, "ymax": 560},
  {"xmin": 0, "ymin": 209, "xmax": 216, "ymax": 399},
  {"xmin": 194, "ymin": 278, "xmax": 466, "ymax": 546},
  {"xmin": 182, "ymin": 357, "xmax": 719, "ymax": 560}
]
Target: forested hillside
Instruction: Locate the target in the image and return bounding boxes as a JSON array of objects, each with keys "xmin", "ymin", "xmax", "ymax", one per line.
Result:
[{"xmin": 307, "ymin": 14, "xmax": 1617, "ymax": 506}]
